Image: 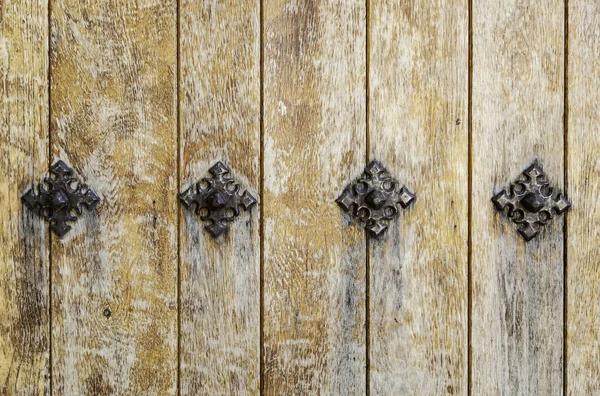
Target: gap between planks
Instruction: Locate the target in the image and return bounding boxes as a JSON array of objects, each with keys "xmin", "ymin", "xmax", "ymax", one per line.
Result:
[
  {"xmin": 176, "ymin": 0, "xmax": 182, "ymax": 393},
  {"xmin": 259, "ymin": 0, "xmax": 266, "ymax": 394},
  {"xmin": 562, "ymin": 0, "xmax": 569, "ymax": 394}
]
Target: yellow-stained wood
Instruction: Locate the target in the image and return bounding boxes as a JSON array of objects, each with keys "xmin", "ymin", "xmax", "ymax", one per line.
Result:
[
  {"xmin": 471, "ymin": 1, "xmax": 565, "ymax": 394},
  {"xmin": 179, "ymin": 0, "xmax": 261, "ymax": 393},
  {"xmin": 50, "ymin": 1, "xmax": 177, "ymax": 393},
  {"xmin": 0, "ymin": 0, "xmax": 49, "ymax": 394},
  {"xmin": 567, "ymin": 1, "xmax": 600, "ymax": 394},
  {"xmin": 369, "ymin": 0, "xmax": 468, "ymax": 394},
  {"xmin": 263, "ymin": 0, "xmax": 367, "ymax": 393}
]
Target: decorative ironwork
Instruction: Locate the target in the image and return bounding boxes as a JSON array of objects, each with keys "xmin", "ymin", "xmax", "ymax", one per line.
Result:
[
  {"xmin": 336, "ymin": 160, "xmax": 415, "ymax": 236},
  {"xmin": 180, "ymin": 161, "xmax": 257, "ymax": 238},
  {"xmin": 492, "ymin": 162, "xmax": 571, "ymax": 241},
  {"xmin": 21, "ymin": 160, "xmax": 100, "ymax": 238}
]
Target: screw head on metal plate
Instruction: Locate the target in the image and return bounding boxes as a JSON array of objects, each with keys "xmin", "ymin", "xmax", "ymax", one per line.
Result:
[
  {"xmin": 336, "ymin": 160, "xmax": 415, "ymax": 237},
  {"xmin": 492, "ymin": 161, "xmax": 571, "ymax": 241},
  {"xmin": 180, "ymin": 161, "xmax": 257, "ymax": 238},
  {"xmin": 21, "ymin": 160, "xmax": 100, "ymax": 238}
]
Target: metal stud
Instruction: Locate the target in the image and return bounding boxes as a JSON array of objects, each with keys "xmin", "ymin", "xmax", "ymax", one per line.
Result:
[
  {"xmin": 336, "ymin": 160, "xmax": 415, "ymax": 236},
  {"xmin": 21, "ymin": 160, "xmax": 100, "ymax": 238},
  {"xmin": 492, "ymin": 161, "xmax": 571, "ymax": 241},
  {"xmin": 180, "ymin": 161, "xmax": 257, "ymax": 238}
]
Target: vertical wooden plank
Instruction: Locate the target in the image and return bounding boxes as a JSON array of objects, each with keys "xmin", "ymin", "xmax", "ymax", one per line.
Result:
[
  {"xmin": 369, "ymin": 0, "xmax": 469, "ymax": 394},
  {"xmin": 50, "ymin": 0, "xmax": 177, "ymax": 394},
  {"xmin": 0, "ymin": 0, "xmax": 49, "ymax": 394},
  {"xmin": 471, "ymin": 0, "xmax": 564, "ymax": 394},
  {"xmin": 179, "ymin": 0, "xmax": 260, "ymax": 393},
  {"xmin": 263, "ymin": 0, "xmax": 366, "ymax": 394},
  {"xmin": 566, "ymin": 1, "xmax": 600, "ymax": 393}
]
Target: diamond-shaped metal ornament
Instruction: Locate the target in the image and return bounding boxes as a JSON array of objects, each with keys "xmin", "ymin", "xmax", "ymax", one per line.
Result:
[
  {"xmin": 180, "ymin": 161, "xmax": 257, "ymax": 238},
  {"xmin": 492, "ymin": 161, "xmax": 571, "ymax": 241},
  {"xmin": 336, "ymin": 160, "xmax": 415, "ymax": 236},
  {"xmin": 21, "ymin": 160, "xmax": 100, "ymax": 238}
]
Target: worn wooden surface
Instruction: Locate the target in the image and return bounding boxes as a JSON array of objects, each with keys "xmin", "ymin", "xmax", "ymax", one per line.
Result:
[
  {"xmin": 179, "ymin": 0, "xmax": 261, "ymax": 394},
  {"xmin": 0, "ymin": 0, "xmax": 49, "ymax": 394},
  {"xmin": 471, "ymin": 0, "xmax": 565, "ymax": 394},
  {"xmin": 567, "ymin": 1, "xmax": 600, "ymax": 394},
  {"xmin": 263, "ymin": 0, "xmax": 367, "ymax": 393},
  {"xmin": 369, "ymin": 0, "xmax": 469, "ymax": 394},
  {"xmin": 4, "ymin": 1, "xmax": 600, "ymax": 394},
  {"xmin": 50, "ymin": 0, "xmax": 178, "ymax": 393}
]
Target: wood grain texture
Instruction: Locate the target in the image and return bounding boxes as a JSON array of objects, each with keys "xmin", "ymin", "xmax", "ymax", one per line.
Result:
[
  {"xmin": 179, "ymin": 0, "xmax": 260, "ymax": 394},
  {"xmin": 0, "ymin": 0, "xmax": 49, "ymax": 394},
  {"xmin": 566, "ymin": 1, "xmax": 600, "ymax": 394},
  {"xmin": 368, "ymin": 0, "xmax": 468, "ymax": 394},
  {"xmin": 50, "ymin": 1, "xmax": 177, "ymax": 394},
  {"xmin": 471, "ymin": 0, "xmax": 565, "ymax": 394},
  {"xmin": 263, "ymin": 0, "xmax": 366, "ymax": 393}
]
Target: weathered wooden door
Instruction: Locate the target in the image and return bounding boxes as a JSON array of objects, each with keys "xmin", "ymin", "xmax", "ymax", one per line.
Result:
[{"xmin": 1, "ymin": 0, "xmax": 599, "ymax": 395}]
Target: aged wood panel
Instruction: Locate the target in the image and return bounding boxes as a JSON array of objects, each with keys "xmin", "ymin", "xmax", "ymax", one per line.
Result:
[
  {"xmin": 471, "ymin": 0, "xmax": 565, "ymax": 394},
  {"xmin": 566, "ymin": 1, "xmax": 600, "ymax": 394},
  {"xmin": 179, "ymin": 0, "xmax": 261, "ymax": 394},
  {"xmin": 263, "ymin": 0, "xmax": 367, "ymax": 393},
  {"xmin": 368, "ymin": 0, "xmax": 468, "ymax": 394},
  {"xmin": 0, "ymin": 0, "xmax": 49, "ymax": 394},
  {"xmin": 50, "ymin": 1, "xmax": 177, "ymax": 394}
]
